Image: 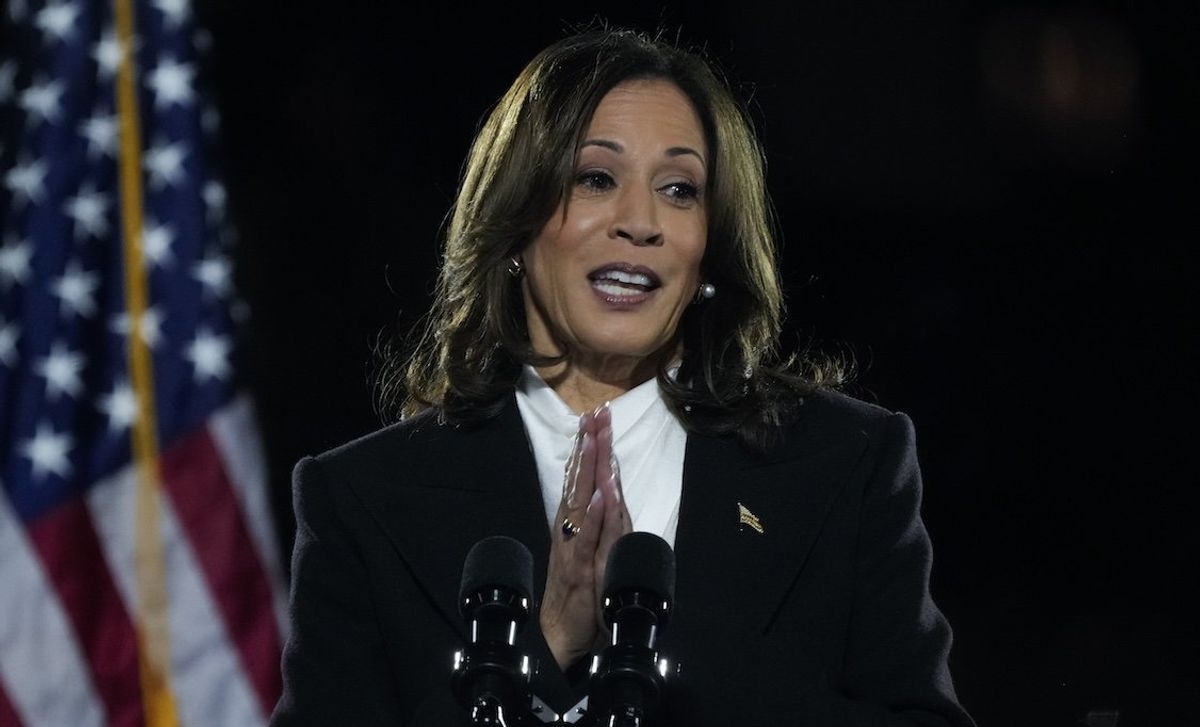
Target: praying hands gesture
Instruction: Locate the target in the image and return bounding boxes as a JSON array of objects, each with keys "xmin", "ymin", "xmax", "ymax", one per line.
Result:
[{"xmin": 539, "ymin": 404, "xmax": 633, "ymax": 670}]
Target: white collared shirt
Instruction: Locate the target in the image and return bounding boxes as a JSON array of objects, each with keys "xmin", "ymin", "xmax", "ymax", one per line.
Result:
[{"xmin": 515, "ymin": 366, "xmax": 685, "ymax": 548}]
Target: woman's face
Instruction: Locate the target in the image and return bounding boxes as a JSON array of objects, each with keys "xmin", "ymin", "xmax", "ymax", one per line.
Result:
[{"xmin": 521, "ymin": 78, "xmax": 708, "ymax": 370}]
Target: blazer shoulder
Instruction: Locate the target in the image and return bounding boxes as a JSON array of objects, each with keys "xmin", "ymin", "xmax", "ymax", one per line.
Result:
[
  {"xmin": 295, "ymin": 408, "xmax": 464, "ymax": 485},
  {"xmin": 791, "ymin": 386, "xmax": 908, "ymax": 439},
  {"xmin": 296, "ymin": 403, "xmax": 527, "ymax": 493}
]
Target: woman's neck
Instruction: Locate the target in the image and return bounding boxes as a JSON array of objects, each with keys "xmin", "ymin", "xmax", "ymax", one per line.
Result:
[{"xmin": 533, "ymin": 354, "xmax": 659, "ymax": 414}]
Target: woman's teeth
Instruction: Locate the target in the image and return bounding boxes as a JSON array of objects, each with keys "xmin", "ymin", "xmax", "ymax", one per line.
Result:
[
  {"xmin": 595, "ymin": 270, "xmax": 655, "ymax": 287},
  {"xmin": 590, "ymin": 270, "xmax": 658, "ymax": 297},
  {"xmin": 593, "ymin": 280, "xmax": 647, "ymax": 297}
]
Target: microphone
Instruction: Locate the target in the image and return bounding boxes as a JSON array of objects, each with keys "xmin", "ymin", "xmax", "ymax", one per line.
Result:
[
  {"xmin": 452, "ymin": 535, "xmax": 535, "ymax": 726},
  {"xmin": 588, "ymin": 532, "xmax": 675, "ymax": 727}
]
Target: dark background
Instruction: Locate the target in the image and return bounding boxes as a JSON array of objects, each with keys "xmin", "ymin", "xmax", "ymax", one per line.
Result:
[{"xmin": 200, "ymin": 2, "xmax": 1195, "ymax": 725}]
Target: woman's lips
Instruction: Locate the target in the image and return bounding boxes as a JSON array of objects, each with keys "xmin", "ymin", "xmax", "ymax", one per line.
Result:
[{"xmin": 588, "ymin": 263, "xmax": 661, "ymax": 308}]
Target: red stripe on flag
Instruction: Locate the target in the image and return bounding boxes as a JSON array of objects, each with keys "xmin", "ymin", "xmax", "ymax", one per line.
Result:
[
  {"xmin": 26, "ymin": 499, "xmax": 145, "ymax": 727},
  {"xmin": 161, "ymin": 426, "xmax": 282, "ymax": 717},
  {"xmin": 0, "ymin": 679, "xmax": 23, "ymax": 727}
]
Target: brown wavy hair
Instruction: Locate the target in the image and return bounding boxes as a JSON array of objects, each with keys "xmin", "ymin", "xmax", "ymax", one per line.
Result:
[{"xmin": 374, "ymin": 27, "xmax": 845, "ymax": 449}]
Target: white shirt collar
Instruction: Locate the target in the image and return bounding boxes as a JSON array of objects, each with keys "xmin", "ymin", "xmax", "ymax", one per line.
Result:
[{"xmin": 516, "ymin": 364, "xmax": 668, "ymax": 438}]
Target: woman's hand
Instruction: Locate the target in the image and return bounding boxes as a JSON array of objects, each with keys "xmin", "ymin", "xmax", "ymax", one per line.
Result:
[{"xmin": 539, "ymin": 404, "xmax": 632, "ymax": 671}]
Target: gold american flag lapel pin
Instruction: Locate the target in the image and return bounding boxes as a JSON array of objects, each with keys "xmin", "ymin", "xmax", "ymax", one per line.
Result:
[{"xmin": 737, "ymin": 501, "xmax": 764, "ymax": 534}]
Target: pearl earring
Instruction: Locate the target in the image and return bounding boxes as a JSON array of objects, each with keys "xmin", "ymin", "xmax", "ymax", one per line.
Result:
[{"xmin": 694, "ymin": 282, "xmax": 716, "ymax": 302}]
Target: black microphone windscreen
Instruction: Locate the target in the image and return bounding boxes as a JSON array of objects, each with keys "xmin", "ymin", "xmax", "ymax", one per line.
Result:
[
  {"xmin": 603, "ymin": 532, "xmax": 676, "ymax": 603},
  {"xmin": 458, "ymin": 535, "xmax": 534, "ymax": 611}
]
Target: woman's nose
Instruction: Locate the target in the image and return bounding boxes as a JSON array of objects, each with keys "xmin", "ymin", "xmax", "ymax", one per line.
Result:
[{"xmin": 609, "ymin": 187, "xmax": 663, "ymax": 246}]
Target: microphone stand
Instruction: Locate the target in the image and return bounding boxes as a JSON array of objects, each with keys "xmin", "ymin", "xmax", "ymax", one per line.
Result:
[
  {"xmin": 452, "ymin": 586, "xmax": 531, "ymax": 725},
  {"xmin": 582, "ymin": 590, "xmax": 669, "ymax": 727},
  {"xmin": 452, "ymin": 536, "xmax": 558, "ymax": 726}
]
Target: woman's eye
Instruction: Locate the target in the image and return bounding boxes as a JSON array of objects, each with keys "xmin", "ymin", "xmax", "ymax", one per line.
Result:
[
  {"xmin": 576, "ymin": 171, "xmax": 615, "ymax": 192},
  {"xmin": 661, "ymin": 181, "xmax": 701, "ymax": 204}
]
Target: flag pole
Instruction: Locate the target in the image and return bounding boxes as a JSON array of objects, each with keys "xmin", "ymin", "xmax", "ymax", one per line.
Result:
[{"xmin": 113, "ymin": 0, "xmax": 180, "ymax": 724}]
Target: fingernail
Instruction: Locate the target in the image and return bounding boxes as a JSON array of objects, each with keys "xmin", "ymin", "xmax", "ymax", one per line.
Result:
[
  {"xmin": 581, "ymin": 432, "xmax": 593, "ymax": 453},
  {"xmin": 588, "ymin": 489, "xmax": 602, "ymax": 510}
]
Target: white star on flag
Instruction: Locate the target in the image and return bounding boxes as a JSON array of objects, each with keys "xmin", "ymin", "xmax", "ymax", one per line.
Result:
[
  {"xmin": 143, "ymin": 139, "xmax": 188, "ymax": 189},
  {"xmin": 97, "ymin": 380, "xmax": 139, "ymax": 433},
  {"xmin": 80, "ymin": 112, "xmax": 118, "ymax": 159},
  {"xmin": 63, "ymin": 184, "xmax": 111, "ymax": 240},
  {"xmin": 185, "ymin": 328, "xmax": 232, "ymax": 381},
  {"xmin": 20, "ymin": 422, "xmax": 74, "ymax": 480},
  {"xmin": 192, "ymin": 255, "xmax": 232, "ymax": 298},
  {"xmin": 142, "ymin": 219, "xmax": 175, "ymax": 269},
  {"xmin": 51, "ymin": 261, "xmax": 101, "ymax": 318},
  {"xmin": 147, "ymin": 57, "xmax": 195, "ymax": 109},
  {"xmin": 0, "ymin": 317, "xmax": 19, "ymax": 367},
  {"xmin": 92, "ymin": 28, "xmax": 131, "ymax": 80},
  {"xmin": 34, "ymin": 0, "xmax": 80, "ymax": 45},
  {"xmin": 153, "ymin": 0, "xmax": 190, "ymax": 29},
  {"xmin": 1, "ymin": 238, "xmax": 34, "ymax": 288},
  {"xmin": 19, "ymin": 77, "xmax": 65, "ymax": 126},
  {"xmin": 4, "ymin": 157, "xmax": 48, "ymax": 206},
  {"xmin": 35, "ymin": 343, "xmax": 87, "ymax": 400},
  {"xmin": 109, "ymin": 307, "xmax": 165, "ymax": 349}
]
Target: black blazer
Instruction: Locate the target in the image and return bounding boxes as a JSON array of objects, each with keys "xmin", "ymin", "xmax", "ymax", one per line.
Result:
[{"xmin": 270, "ymin": 389, "xmax": 975, "ymax": 726}]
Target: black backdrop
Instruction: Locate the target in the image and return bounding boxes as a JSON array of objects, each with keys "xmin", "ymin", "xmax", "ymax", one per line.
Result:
[{"xmin": 200, "ymin": 2, "xmax": 1195, "ymax": 724}]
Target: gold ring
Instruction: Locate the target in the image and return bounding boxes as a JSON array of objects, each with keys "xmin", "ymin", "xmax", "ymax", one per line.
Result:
[{"xmin": 561, "ymin": 517, "xmax": 581, "ymax": 539}]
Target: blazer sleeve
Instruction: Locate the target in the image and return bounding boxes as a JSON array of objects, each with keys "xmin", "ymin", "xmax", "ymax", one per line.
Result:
[
  {"xmin": 269, "ymin": 455, "xmax": 408, "ymax": 726},
  {"xmin": 814, "ymin": 411, "xmax": 974, "ymax": 726},
  {"xmin": 272, "ymin": 455, "xmax": 482, "ymax": 727}
]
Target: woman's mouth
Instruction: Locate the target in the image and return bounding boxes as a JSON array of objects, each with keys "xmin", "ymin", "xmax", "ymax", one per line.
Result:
[{"xmin": 588, "ymin": 264, "xmax": 661, "ymax": 299}]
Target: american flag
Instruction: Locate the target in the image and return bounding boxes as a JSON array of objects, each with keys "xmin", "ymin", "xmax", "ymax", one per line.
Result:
[{"xmin": 0, "ymin": 1, "xmax": 286, "ymax": 726}]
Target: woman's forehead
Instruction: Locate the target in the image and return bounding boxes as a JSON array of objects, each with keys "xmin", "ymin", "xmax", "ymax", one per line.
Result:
[{"xmin": 577, "ymin": 80, "xmax": 707, "ymax": 161}]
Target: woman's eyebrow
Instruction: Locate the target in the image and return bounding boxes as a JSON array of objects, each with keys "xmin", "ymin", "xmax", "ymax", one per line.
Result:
[
  {"xmin": 581, "ymin": 138, "xmax": 622, "ymax": 152},
  {"xmin": 666, "ymin": 146, "xmax": 706, "ymax": 169},
  {"xmin": 582, "ymin": 139, "xmax": 706, "ymax": 169}
]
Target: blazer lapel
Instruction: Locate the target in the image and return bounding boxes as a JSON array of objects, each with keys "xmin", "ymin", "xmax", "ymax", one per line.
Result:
[
  {"xmin": 673, "ymin": 419, "xmax": 869, "ymax": 634},
  {"xmin": 350, "ymin": 397, "xmax": 551, "ymax": 639},
  {"xmin": 350, "ymin": 393, "xmax": 868, "ymax": 643}
]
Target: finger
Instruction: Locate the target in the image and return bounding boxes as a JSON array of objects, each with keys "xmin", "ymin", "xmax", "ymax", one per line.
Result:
[
  {"xmin": 595, "ymin": 427, "xmax": 630, "ymax": 536},
  {"xmin": 596, "ymin": 444, "xmax": 629, "ymax": 544},
  {"xmin": 596, "ymin": 421, "xmax": 632, "ymax": 551},
  {"xmin": 561, "ymin": 430, "xmax": 599, "ymax": 550},
  {"xmin": 575, "ymin": 425, "xmax": 597, "ymax": 512},
  {"xmin": 561, "ymin": 413, "xmax": 594, "ymax": 511},
  {"xmin": 593, "ymin": 420, "xmax": 625, "ymax": 509},
  {"xmin": 592, "ymin": 402, "xmax": 611, "ymax": 435},
  {"xmin": 560, "ymin": 433, "xmax": 581, "ymax": 510},
  {"xmin": 573, "ymin": 488, "xmax": 604, "ymax": 565},
  {"xmin": 584, "ymin": 406, "xmax": 601, "ymax": 435}
]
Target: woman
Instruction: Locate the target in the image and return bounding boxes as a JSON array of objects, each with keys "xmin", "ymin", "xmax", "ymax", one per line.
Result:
[{"xmin": 272, "ymin": 28, "xmax": 975, "ymax": 727}]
